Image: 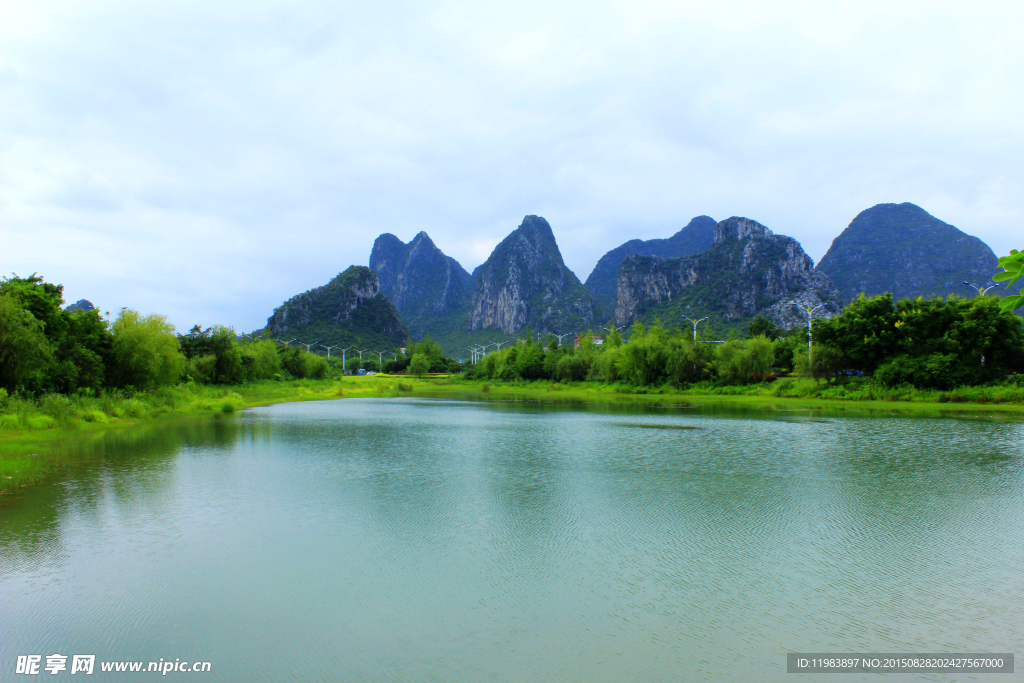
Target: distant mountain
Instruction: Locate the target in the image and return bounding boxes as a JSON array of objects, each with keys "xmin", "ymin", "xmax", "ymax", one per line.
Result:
[
  {"xmin": 369, "ymin": 231, "xmax": 474, "ymax": 340},
  {"xmin": 584, "ymin": 216, "xmax": 717, "ymax": 309},
  {"xmin": 265, "ymin": 266, "xmax": 407, "ymax": 350},
  {"xmin": 65, "ymin": 299, "xmax": 96, "ymax": 313},
  {"xmin": 617, "ymin": 217, "xmax": 841, "ymax": 331},
  {"xmin": 470, "ymin": 216, "xmax": 612, "ymax": 335},
  {"xmin": 817, "ymin": 203, "xmax": 1013, "ymax": 302}
]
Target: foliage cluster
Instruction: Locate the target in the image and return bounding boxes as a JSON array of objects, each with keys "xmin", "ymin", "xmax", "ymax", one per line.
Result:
[
  {"xmin": 464, "ymin": 292, "xmax": 1024, "ymax": 394},
  {"xmin": 0, "ymin": 275, "xmax": 331, "ymax": 396}
]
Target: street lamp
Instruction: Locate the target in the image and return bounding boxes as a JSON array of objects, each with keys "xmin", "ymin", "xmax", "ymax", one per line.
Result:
[
  {"xmin": 788, "ymin": 302, "xmax": 826, "ymax": 367},
  {"xmin": 322, "ymin": 344, "xmax": 340, "ymax": 359},
  {"xmin": 680, "ymin": 316, "xmax": 708, "ymax": 344},
  {"xmin": 554, "ymin": 332, "xmax": 574, "ymax": 346},
  {"xmin": 340, "ymin": 347, "xmax": 353, "ymax": 373},
  {"xmin": 298, "ymin": 341, "xmax": 318, "ymax": 353},
  {"xmin": 277, "ymin": 339, "xmax": 296, "ymax": 346},
  {"xmin": 964, "ymin": 281, "xmax": 1001, "ymax": 297},
  {"xmin": 493, "ymin": 340, "xmax": 509, "ymax": 351}
]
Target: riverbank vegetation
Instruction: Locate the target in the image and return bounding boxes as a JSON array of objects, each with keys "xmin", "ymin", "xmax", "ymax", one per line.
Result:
[
  {"xmin": 3, "ymin": 270, "xmax": 1024, "ymax": 497},
  {"xmin": 463, "ymin": 294, "xmax": 1024, "ymax": 393}
]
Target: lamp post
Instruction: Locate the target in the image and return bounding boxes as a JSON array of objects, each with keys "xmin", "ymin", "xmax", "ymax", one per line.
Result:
[
  {"xmin": 322, "ymin": 344, "xmax": 340, "ymax": 359},
  {"xmin": 493, "ymin": 340, "xmax": 509, "ymax": 351},
  {"xmin": 299, "ymin": 341, "xmax": 318, "ymax": 353},
  {"xmin": 554, "ymin": 332, "xmax": 574, "ymax": 347},
  {"xmin": 277, "ymin": 339, "xmax": 296, "ymax": 346},
  {"xmin": 598, "ymin": 325, "xmax": 627, "ymax": 342},
  {"xmin": 681, "ymin": 316, "xmax": 708, "ymax": 344},
  {"xmin": 788, "ymin": 302, "xmax": 825, "ymax": 367},
  {"xmin": 963, "ymin": 281, "xmax": 1001, "ymax": 297},
  {"xmin": 341, "ymin": 347, "xmax": 353, "ymax": 373}
]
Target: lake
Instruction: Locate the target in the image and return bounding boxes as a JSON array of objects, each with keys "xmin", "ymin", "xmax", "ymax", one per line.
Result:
[{"xmin": 2, "ymin": 397, "xmax": 1022, "ymax": 681}]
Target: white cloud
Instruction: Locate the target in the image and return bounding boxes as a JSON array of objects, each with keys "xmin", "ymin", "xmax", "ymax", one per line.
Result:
[{"xmin": 2, "ymin": 0, "xmax": 1022, "ymax": 330}]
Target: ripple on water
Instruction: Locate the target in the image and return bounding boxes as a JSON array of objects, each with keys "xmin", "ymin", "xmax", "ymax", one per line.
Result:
[{"xmin": 2, "ymin": 398, "xmax": 1023, "ymax": 682}]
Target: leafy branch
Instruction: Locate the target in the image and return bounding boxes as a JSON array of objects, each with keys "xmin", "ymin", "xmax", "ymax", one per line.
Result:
[{"xmin": 994, "ymin": 250, "xmax": 1024, "ymax": 311}]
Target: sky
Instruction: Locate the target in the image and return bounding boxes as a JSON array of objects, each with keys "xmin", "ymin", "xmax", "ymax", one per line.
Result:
[{"xmin": 2, "ymin": 0, "xmax": 1022, "ymax": 332}]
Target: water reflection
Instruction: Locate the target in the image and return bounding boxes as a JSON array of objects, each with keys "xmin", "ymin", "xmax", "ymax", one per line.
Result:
[{"xmin": 1, "ymin": 398, "xmax": 1022, "ymax": 682}]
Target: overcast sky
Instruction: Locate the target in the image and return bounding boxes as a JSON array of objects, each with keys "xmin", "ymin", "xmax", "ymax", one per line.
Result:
[{"xmin": 2, "ymin": 0, "xmax": 1022, "ymax": 332}]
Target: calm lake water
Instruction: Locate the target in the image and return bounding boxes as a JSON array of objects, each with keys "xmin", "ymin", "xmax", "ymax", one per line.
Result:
[{"xmin": 2, "ymin": 398, "xmax": 1023, "ymax": 682}]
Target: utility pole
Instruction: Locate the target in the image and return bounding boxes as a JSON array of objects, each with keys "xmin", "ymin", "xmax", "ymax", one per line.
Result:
[
  {"xmin": 681, "ymin": 316, "xmax": 708, "ymax": 344},
  {"xmin": 788, "ymin": 302, "xmax": 825, "ymax": 367}
]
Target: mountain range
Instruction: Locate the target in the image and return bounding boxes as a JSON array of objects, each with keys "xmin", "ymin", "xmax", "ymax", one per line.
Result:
[
  {"xmin": 584, "ymin": 216, "xmax": 716, "ymax": 310},
  {"xmin": 259, "ymin": 203, "xmax": 1015, "ymax": 356}
]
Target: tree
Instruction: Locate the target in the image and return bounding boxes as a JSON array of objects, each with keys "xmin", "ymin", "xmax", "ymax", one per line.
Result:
[
  {"xmin": 0, "ymin": 293, "xmax": 52, "ymax": 392},
  {"xmin": 179, "ymin": 325, "xmax": 245, "ymax": 384},
  {"xmin": 109, "ymin": 310, "xmax": 185, "ymax": 389},
  {"xmin": 410, "ymin": 353, "xmax": 430, "ymax": 378},
  {"xmin": 713, "ymin": 336, "xmax": 774, "ymax": 383},
  {"xmin": 747, "ymin": 315, "xmax": 782, "ymax": 341},
  {"xmin": 814, "ymin": 294, "xmax": 899, "ymax": 373}
]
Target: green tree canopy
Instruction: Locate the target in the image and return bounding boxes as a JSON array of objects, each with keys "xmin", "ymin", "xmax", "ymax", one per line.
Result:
[{"xmin": 109, "ymin": 310, "xmax": 185, "ymax": 389}]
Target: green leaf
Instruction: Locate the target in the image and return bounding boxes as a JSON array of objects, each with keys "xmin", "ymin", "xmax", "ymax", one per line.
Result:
[{"xmin": 999, "ymin": 295, "xmax": 1024, "ymax": 312}]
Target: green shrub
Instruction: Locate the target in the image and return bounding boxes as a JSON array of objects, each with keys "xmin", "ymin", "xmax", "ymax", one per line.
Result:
[
  {"xmin": 121, "ymin": 398, "xmax": 148, "ymax": 418},
  {"xmin": 82, "ymin": 409, "xmax": 109, "ymax": 423},
  {"xmin": 40, "ymin": 393, "xmax": 76, "ymax": 425},
  {"xmin": 25, "ymin": 414, "xmax": 56, "ymax": 430}
]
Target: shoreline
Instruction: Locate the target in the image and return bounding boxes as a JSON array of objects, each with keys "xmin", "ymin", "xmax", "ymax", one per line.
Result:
[{"xmin": 3, "ymin": 376, "xmax": 1022, "ymax": 501}]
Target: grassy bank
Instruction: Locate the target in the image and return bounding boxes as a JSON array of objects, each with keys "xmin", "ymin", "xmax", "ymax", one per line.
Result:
[
  {"xmin": 4, "ymin": 374, "xmax": 1023, "ymax": 501},
  {"xmin": 421, "ymin": 377, "xmax": 1024, "ymax": 416},
  {"xmin": 0, "ymin": 377, "xmax": 420, "ymax": 496}
]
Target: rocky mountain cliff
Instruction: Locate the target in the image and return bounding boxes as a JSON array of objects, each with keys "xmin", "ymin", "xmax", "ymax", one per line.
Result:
[
  {"xmin": 266, "ymin": 266, "xmax": 407, "ymax": 349},
  {"xmin": 369, "ymin": 231, "xmax": 474, "ymax": 338},
  {"xmin": 616, "ymin": 217, "xmax": 841, "ymax": 330},
  {"xmin": 584, "ymin": 216, "xmax": 716, "ymax": 309},
  {"xmin": 470, "ymin": 215, "xmax": 611, "ymax": 335},
  {"xmin": 817, "ymin": 203, "xmax": 1012, "ymax": 302}
]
